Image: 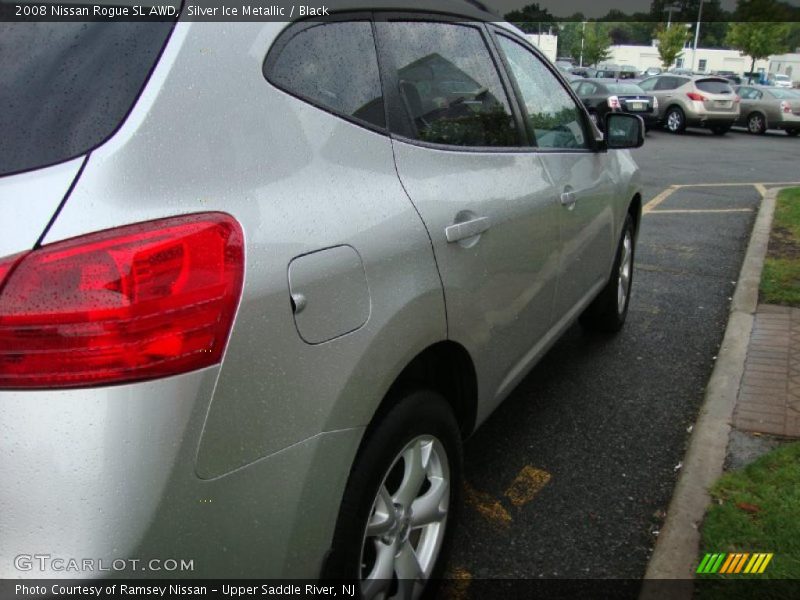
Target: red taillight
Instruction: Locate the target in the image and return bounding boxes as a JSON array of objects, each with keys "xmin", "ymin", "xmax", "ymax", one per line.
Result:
[
  {"xmin": 734, "ymin": 95, "xmax": 741, "ymax": 103},
  {"xmin": 607, "ymin": 95, "xmax": 621, "ymax": 110},
  {"xmin": 780, "ymin": 100, "xmax": 791, "ymax": 113},
  {"xmin": 687, "ymin": 92, "xmax": 706, "ymax": 102},
  {"xmin": 0, "ymin": 213, "xmax": 244, "ymax": 389}
]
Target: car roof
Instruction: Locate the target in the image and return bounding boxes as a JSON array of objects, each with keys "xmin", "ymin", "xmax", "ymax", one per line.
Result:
[{"xmin": 690, "ymin": 75, "xmax": 729, "ymax": 81}]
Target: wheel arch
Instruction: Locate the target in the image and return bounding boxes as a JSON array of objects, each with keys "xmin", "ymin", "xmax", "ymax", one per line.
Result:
[
  {"xmin": 369, "ymin": 341, "xmax": 478, "ymax": 442},
  {"xmin": 627, "ymin": 192, "xmax": 642, "ymax": 242}
]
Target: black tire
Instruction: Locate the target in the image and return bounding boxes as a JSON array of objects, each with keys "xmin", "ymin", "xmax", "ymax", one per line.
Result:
[
  {"xmin": 664, "ymin": 106, "xmax": 686, "ymax": 133},
  {"xmin": 710, "ymin": 124, "xmax": 731, "ymax": 135},
  {"xmin": 747, "ymin": 112, "xmax": 767, "ymax": 134},
  {"xmin": 579, "ymin": 214, "xmax": 636, "ymax": 333},
  {"xmin": 323, "ymin": 390, "xmax": 462, "ymax": 598},
  {"xmin": 786, "ymin": 129, "xmax": 799, "ymax": 137}
]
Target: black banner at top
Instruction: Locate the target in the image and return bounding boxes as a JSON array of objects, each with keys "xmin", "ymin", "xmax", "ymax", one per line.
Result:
[{"xmin": 2, "ymin": 0, "xmax": 800, "ymax": 22}]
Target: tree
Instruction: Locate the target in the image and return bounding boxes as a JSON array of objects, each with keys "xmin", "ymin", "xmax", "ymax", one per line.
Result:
[
  {"xmin": 656, "ymin": 24, "xmax": 690, "ymax": 68},
  {"xmin": 556, "ymin": 21, "xmax": 583, "ymax": 62},
  {"xmin": 726, "ymin": 21, "xmax": 790, "ymax": 76},
  {"xmin": 649, "ymin": 0, "xmax": 730, "ymax": 47},
  {"xmin": 582, "ymin": 23, "xmax": 613, "ymax": 67},
  {"xmin": 504, "ymin": 3, "xmax": 555, "ymax": 34}
]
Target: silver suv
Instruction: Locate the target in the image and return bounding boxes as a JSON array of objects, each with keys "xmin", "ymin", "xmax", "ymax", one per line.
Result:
[
  {"xmin": 638, "ymin": 74, "xmax": 741, "ymax": 134},
  {"xmin": 0, "ymin": 2, "xmax": 643, "ymax": 592}
]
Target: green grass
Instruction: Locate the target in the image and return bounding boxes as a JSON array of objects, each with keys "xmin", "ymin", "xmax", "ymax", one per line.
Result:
[
  {"xmin": 761, "ymin": 188, "xmax": 800, "ymax": 307},
  {"xmin": 699, "ymin": 442, "xmax": 800, "ymax": 580}
]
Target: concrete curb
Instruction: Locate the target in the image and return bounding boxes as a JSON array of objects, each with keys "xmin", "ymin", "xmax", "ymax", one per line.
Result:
[{"xmin": 639, "ymin": 186, "xmax": 784, "ymax": 597}]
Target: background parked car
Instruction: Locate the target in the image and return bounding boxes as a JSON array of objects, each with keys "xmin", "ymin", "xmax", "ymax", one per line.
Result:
[
  {"xmin": 572, "ymin": 79, "xmax": 659, "ymax": 131},
  {"xmin": 767, "ymin": 73, "xmax": 794, "ymax": 88},
  {"xmin": 638, "ymin": 74, "xmax": 740, "ymax": 135},
  {"xmin": 569, "ymin": 66, "xmax": 597, "ymax": 78},
  {"xmin": 735, "ymin": 85, "xmax": 800, "ymax": 135},
  {"xmin": 595, "ymin": 66, "xmax": 639, "ymax": 80},
  {"xmin": 641, "ymin": 67, "xmax": 663, "ymax": 77},
  {"xmin": 713, "ymin": 70, "xmax": 742, "ymax": 85}
]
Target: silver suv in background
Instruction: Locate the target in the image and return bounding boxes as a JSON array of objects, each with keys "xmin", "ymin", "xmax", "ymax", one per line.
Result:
[
  {"xmin": 638, "ymin": 74, "xmax": 741, "ymax": 134},
  {"xmin": 0, "ymin": 1, "xmax": 643, "ymax": 593}
]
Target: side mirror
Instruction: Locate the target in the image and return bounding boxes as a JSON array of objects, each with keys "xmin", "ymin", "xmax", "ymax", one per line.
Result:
[{"xmin": 605, "ymin": 113, "xmax": 645, "ymax": 149}]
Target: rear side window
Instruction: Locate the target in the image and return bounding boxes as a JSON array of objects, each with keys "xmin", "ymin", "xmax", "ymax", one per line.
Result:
[
  {"xmin": 265, "ymin": 22, "xmax": 385, "ymax": 129},
  {"xmin": 379, "ymin": 21, "xmax": 518, "ymax": 147},
  {"xmin": 0, "ymin": 22, "xmax": 174, "ymax": 177},
  {"xmin": 770, "ymin": 88, "xmax": 800, "ymax": 99},
  {"xmin": 638, "ymin": 77, "xmax": 657, "ymax": 91},
  {"xmin": 696, "ymin": 79, "xmax": 733, "ymax": 94},
  {"xmin": 655, "ymin": 77, "xmax": 680, "ymax": 90}
]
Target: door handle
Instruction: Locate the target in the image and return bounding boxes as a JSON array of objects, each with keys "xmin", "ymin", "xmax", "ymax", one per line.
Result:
[
  {"xmin": 560, "ymin": 190, "xmax": 577, "ymax": 208},
  {"xmin": 445, "ymin": 216, "xmax": 491, "ymax": 243}
]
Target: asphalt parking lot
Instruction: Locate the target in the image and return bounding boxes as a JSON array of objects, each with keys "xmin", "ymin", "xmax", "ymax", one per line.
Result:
[{"xmin": 446, "ymin": 127, "xmax": 800, "ymax": 581}]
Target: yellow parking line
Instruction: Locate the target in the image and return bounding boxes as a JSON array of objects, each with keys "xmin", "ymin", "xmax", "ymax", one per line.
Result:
[
  {"xmin": 648, "ymin": 208, "xmax": 754, "ymax": 214},
  {"xmin": 643, "ymin": 180, "xmax": 800, "ymax": 217},
  {"xmin": 504, "ymin": 465, "xmax": 552, "ymax": 507},
  {"xmin": 441, "ymin": 566, "xmax": 472, "ymax": 600},
  {"xmin": 643, "ymin": 186, "xmax": 679, "ymax": 214},
  {"xmin": 463, "ymin": 482, "xmax": 512, "ymax": 528},
  {"xmin": 670, "ymin": 181, "xmax": 800, "ymax": 188}
]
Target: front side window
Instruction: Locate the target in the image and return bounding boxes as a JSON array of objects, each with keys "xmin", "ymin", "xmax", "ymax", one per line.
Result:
[
  {"xmin": 380, "ymin": 22, "xmax": 517, "ymax": 147},
  {"xmin": 496, "ymin": 35, "xmax": 588, "ymax": 150},
  {"xmin": 266, "ymin": 22, "xmax": 385, "ymax": 128}
]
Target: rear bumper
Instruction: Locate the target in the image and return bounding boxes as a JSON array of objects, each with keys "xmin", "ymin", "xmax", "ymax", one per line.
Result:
[
  {"xmin": 0, "ymin": 372, "xmax": 362, "ymax": 578},
  {"xmin": 685, "ymin": 103, "xmax": 739, "ymax": 126},
  {"xmin": 686, "ymin": 114, "xmax": 739, "ymax": 126},
  {"xmin": 776, "ymin": 113, "xmax": 800, "ymax": 129}
]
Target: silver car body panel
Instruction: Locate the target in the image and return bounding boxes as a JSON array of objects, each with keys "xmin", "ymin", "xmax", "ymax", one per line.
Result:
[
  {"xmin": 0, "ymin": 157, "xmax": 84, "ymax": 257},
  {"xmin": 0, "ymin": 11, "xmax": 641, "ymax": 580}
]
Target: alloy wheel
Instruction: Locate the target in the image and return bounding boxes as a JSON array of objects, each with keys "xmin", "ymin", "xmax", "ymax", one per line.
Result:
[
  {"xmin": 666, "ymin": 110, "xmax": 683, "ymax": 132},
  {"xmin": 748, "ymin": 114, "xmax": 765, "ymax": 134},
  {"xmin": 360, "ymin": 436, "xmax": 450, "ymax": 600}
]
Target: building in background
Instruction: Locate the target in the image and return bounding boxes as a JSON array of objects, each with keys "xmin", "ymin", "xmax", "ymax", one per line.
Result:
[
  {"xmin": 525, "ymin": 33, "xmax": 558, "ymax": 63},
  {"xmin": 605, "ymin": 42, "xmax": 769, "ymax": 76},
  {"xmin": 769, "ymin": 53, "xmax": 800, "ymax": 84}
]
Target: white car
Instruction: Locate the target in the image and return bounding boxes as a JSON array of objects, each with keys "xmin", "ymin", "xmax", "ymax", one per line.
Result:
[{"xmin": 770, "ymin": 74, "xmax": 794, "ymax": 88}]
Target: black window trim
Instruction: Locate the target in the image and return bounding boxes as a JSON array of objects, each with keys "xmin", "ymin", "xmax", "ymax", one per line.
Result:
[
  {"xmin": 487, "ymin": 26, "xmax": 598, "ymax": 154},
  {"xmin": 373, "ymin": 13, "xmax": 529, "ymax": 153},
  {"xmin": 262, "ymin": 13, "xmax": 390, "ymax": 136}
]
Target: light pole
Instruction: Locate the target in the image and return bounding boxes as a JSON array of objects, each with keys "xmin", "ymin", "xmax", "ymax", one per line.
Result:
[
  {"xmin": 664, "ymin": 4, "xmax": 681, "ymax": 29},
  {"xmin": 579, "ymin": 21, "xmax": 586, "ymax": 67},
  {"xmin": 691, "ymin": 0, "xmax": 704, "ymax": 72}
]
